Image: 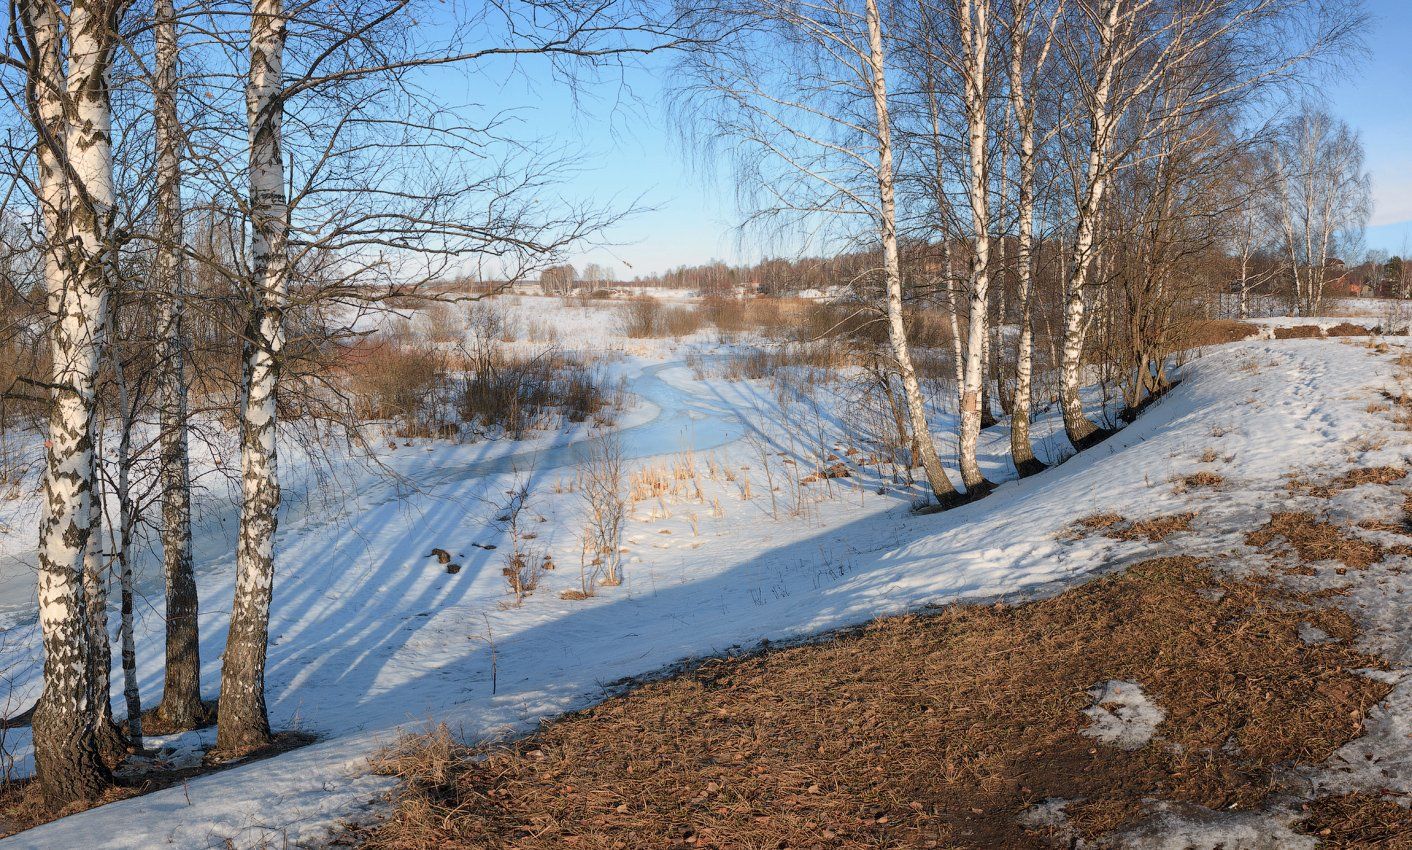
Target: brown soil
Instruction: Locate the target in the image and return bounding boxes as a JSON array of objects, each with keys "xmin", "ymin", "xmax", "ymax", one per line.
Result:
[
  {"xmin": 352, "ymin": 558, "xmax": 1389, "ymax": 849},
  {"xmin": 1245, "ymin": 512, "xmax": 1384, "ymax": 570}
]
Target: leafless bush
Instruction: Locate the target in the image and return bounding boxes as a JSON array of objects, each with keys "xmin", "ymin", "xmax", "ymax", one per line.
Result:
[
  {"xmin": 463, "ymin": 300, "xmax": 516, "ymax": 345},
  {"xmin": 498, "ymin": 478, "xmax": 551, "ymax": 606},
  {"xmin": 343, "ymin": 335, "xmax": 448, "ymax": 437},
  {"xmin": 620, "ymin": 296, "xmax": 708, "ymax": 338},
  {"xmin": 578, "ymin": 433, "xmax": 627, "ymax": 587},
  {"xmin": 456, "ymin": 349, "xmax": 624, "ymax": 438},
  {"xmin": 421, "ymin": 303, "xmax": 463, "ymax": 344}
]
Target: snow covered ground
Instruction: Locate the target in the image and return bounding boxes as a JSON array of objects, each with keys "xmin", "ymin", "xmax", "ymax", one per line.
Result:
[{"xmin": 0, "ymin": 297, "xmax": 1410, "ymax": 847}]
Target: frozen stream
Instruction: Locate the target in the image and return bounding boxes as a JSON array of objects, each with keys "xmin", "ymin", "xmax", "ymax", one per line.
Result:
[{"xmin": 0, "ymin": 359, "xmax": 747, "ymax": 630}]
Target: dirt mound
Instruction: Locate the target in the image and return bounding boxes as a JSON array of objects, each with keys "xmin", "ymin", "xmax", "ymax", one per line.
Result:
[
  {"xmin": 1324, "ymin": 322, "xmax": 1380, "ymax": 337},
  {"xmin": 1274, "ymin": 325, "xmax": 1324, "ymax": 339}
]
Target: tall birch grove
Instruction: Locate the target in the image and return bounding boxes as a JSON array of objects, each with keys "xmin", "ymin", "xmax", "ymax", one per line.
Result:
[{"xmin": 0, "ymin": 0, "xmax": 1369, "ymax": 819}]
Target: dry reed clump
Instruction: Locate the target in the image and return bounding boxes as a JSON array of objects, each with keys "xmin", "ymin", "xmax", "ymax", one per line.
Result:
[
  {"xmin": 1245, "ymin": 512, "xmax": 1383, "ymax": 570},
  {"xmin": 620, "ymin": 296, "xmax": 708, "ymax": 339},
  {"xmin": 627, "ymin": 454, "xmax": 700, "ymax": 507},
  {"xmin": 1273, "ymin": 324, "xmax": 1324, "ymax": 340},
  {"xmin": 712, "ymin": 343, "xmax": 855, "ymax": 382},
  {"xmin": 352, "ymin": 557, "xmax": 1390, "ymax": 849}
]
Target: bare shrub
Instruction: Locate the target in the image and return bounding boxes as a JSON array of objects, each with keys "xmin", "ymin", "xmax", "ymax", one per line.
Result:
[
  {"xmin": 523, "ymin": 317, "xmax": 561, "ymax": 344},
  {"xmin": 578, "ymin": 433, "xmax": 627, "ymax": 588},
  {"xmin": 343, "ymin": 336, "xmax": 447, "ymax": 437},
  {"xmin": 463, "ymin": 300, "xmax": 516, "ymax": 345},
  {"xmin": 620, "ymin": 296, "xmax": 707, "ymax": 338},
  {"xmin": 457, "ymin": 349, "xmax": 623, "ymax": 438},
  {"xmin": 499, "ymin": 479, "xmax": 550, "ymax": 606},
  {"xmin": 421, "ymin": 302, "xmax": 462, "ymax": 343}
]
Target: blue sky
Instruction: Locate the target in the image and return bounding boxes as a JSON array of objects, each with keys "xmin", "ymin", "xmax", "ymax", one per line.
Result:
[
  {"xmin": 1326, "ymin": 0, "xmax": 1412, "ymax": 257},
  {"xmin": 426, "ymin": 0, "xmax": 1412, "ymax": 277}
]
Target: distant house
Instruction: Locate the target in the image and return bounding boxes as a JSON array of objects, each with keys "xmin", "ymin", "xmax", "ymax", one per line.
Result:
[{"xmin": 1322, "ymin": 258, "xmax": 1364, "ymax": 297}]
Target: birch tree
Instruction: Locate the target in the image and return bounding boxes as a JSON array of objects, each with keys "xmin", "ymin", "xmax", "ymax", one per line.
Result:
[
  {"xmin": 1051, "ymin": 0, "xmax": 1357, "ymax": 450},
  {"xmin": 16, "ymin": 0, "xmax": 127, "ymax": 807},
  {"xmin": 1002, "ymin": 0, "xmax": 1059, "ymax": 477},
  {"xmin": 148, "ymin": 0, "xmax": 206, "ymax": 733},
  {"xmin": 952, "ymin": 0, "xmax": 994, "ymax": 494},
  {"xmin": 214, "ymin": 0, "xmax": 288, "ymax": 754},
  {"xmin": 676, "ymin": 0, "xmax": 963, "ymax": 507},
  {"xmin": 1266, "ymin": 105, "xmax": 1370, "ymax": 315}
]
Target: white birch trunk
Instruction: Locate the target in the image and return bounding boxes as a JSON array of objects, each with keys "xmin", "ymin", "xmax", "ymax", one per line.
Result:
[
  {"xmin": 955, "ymin": 0, "xmax": 992, "ymax": 493},
  {"xmin": 217, "ymin": 0, "xmax": 288, "ymax": 754},
  {"xmin": 1059, "ymin": 0, "xmax": 1119, "ymax": 451},
  {"xmin": 1005, "ymin": 0, "xmax": 1047, "ymax": 476},
  {"xmin": 151, "ymin": 0, "xmax": 206, "ymax": 732},
  {"xmin": 27, "ymin": 0, "xmax": 118, "ymax": 805},
  {"xmin": 865, "ymin": 0, "xmax": 959, "ymax": 508}
]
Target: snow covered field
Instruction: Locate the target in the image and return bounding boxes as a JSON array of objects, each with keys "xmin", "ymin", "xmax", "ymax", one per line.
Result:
[{"xmin": 0, "ymin": 296, "xmax": 1409, "ymax": 847}]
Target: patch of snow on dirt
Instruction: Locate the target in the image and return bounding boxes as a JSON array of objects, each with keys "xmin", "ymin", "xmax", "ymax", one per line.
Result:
[
  {"xmin": 1117, "ymin": 802, "xmax": 1316, "ymax": 850},
  {"xmin": 1081, "ymin": 680, "xmax": 1165, "ymax": 750}
]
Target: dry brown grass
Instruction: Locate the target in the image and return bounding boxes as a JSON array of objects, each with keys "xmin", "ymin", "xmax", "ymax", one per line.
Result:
[
  {"xmin": 1067, "ymin": 513, "xmax": 1126, "ymax": 536},
  {"xmin": 1295, "ymin": 793, "xmax": 1412, "ymax": 848},
  {"xmin": 1324, "ymin": 322, "xmax": 1379, "ymax": 338},
  {"xmin": 352, "ymin": 558, "xmax": 1389, "ymax": 849},
  {"xmin": 1170, "ymin": 319, "xmax": 1260, "ymax": 349},
  {"xmin": 1245, "ymin": 512, "xmax": 1383, "ymax": 570},
  {"xmin": 1337, "ymin": 466, "xmax": 1407, "ymax": 489},
  {"xmin": 1065, "ymin": 512, "xmax": 1195, "ymax": 543},
  {"xmin": 1171, "ymin": 471, "xmax": 1225, "ymax": 493},
  {"xmin": 1114, "ymin": 513, "xmax": 1196, "ymax": 542},
  {"xmin": 1290, "ymin": 467, "xmax": 1407, "ymax": 499}
]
